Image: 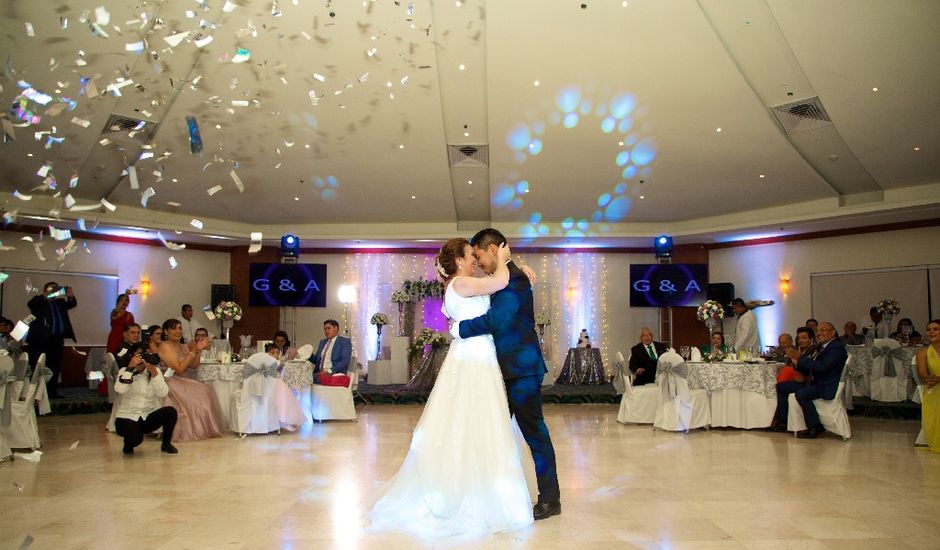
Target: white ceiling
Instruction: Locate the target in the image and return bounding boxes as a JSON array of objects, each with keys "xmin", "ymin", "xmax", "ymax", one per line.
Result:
[{"xmin": 0, "ymin": 0, "xmax": 938, "ymax": 249}]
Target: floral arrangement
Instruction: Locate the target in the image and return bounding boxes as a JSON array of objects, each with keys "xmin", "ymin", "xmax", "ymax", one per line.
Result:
[
  {"xmin": 535, "ymin": 312, "xmax": 551, "ymax": 326},
  {"xmin": 401, "ymin": 278, "xmax": 444, "ymax": 301},
  {"xmin": 876, "ymin": 298, "xmax": 900, "ymax": 316},
  {"xmin": 370, "ymin": 313, "xmax": 390, "ymax": 326},
  {"xmin": 213, "ymin": 301, "xmax": 243, "ymax": 321},
  {"xmin": 391, "ymin": 290, "xmax": 411, "ymax": 304},
  {"xmin": 702, "ymin": 349, "xmax": 729, "ymax": 363},
  {"xmin": 696, "ymin": 300, "xmax": 725, "ymax": 321},
  {"xmin": 409, "ymin": 327, "xmax": 449, "ymax": 361}
]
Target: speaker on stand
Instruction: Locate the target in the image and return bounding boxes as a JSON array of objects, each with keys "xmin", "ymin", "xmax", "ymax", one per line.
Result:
[{"xmin": 707, "ymin": 282, "xmax": 735, "ymax": 332}]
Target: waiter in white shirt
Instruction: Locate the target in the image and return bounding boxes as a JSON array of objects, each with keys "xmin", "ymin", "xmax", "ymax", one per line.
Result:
[
  {"xmin": 180, "ymin": 304, "xmax": 211, "ymax": 342},
  {"xmin": 114, "ymin": 343, "xmax": 179, "ymax": 455},
  {"xmin": 731, "ymin": 298, "xmax": 761, "ymax": 353}
]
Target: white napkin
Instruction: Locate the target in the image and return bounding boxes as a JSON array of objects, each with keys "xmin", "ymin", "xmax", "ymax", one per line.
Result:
[
  {"xmin": 296, "ymin": 344, "xmax": 314, "ymax": 361},
  {"xmin": 690, "ymin": 347, "xmax": 702, "ymax": 361}
]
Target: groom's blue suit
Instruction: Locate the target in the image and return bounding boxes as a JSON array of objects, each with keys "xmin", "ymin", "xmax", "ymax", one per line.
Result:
[{"xmin": 458, "ymin": 260, "xmax": 560, "ymax": 505}]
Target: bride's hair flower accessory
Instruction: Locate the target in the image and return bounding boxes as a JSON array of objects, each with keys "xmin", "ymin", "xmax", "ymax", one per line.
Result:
[{"xmin": 434, "ymin": 258, "xmax": 448, "ymax": 278}]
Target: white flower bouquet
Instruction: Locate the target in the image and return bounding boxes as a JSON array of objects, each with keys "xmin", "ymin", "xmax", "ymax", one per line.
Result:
[
  {"xmin": 370, "ymin": 313, "xmax": 390, "ymax": 326},
  {"xmin": 391, "ymin": 290, "xmax": 411, "ymax": 304},
  {"xmin": 696, "ymin": 300, "xmax": 725, "ymax": 321},
  {"xmin": 535, "ymin": 312, "xmax": 551, "ymax": 326},
  {"xmin": 214, "ymin": 301, "xmax": 243, "ymax": 321},
  {"xmin": 876, "ymin": 298, "xmax": 900, "ymax": 316}
]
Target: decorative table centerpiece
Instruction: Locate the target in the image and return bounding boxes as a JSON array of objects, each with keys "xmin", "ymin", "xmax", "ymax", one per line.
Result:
[
  {"xmin": 697, "ymin": 299, "xmax": 725, "ymax": 334},
  {"xmin": 213, "ymin": 301, "xmax": 243, "ymax": 343},
  {"xmin": 370, "ymin": 312, "xmax": 390, "ymax": 359}
]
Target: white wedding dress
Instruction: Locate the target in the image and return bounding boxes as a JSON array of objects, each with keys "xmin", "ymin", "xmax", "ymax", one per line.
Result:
[{"xmin": 368, "ymin": 281, "xmax": 534, "ymax": 537}]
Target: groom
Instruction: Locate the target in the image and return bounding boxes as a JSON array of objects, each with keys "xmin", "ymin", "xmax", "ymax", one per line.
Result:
[{"xmin": 452, "ymin": 228, "xmax": 561, "ymax": 520}]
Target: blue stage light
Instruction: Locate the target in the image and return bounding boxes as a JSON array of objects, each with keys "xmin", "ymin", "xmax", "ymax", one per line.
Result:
[{"xmin": 281, "ymin": 234, "xmax": 300, "ymax": 257}]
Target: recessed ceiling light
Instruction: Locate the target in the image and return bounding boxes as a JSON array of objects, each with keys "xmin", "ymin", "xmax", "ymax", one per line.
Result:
[
  {"xmin": 172, "ymin": 178, "xmax": 178, "ymax": 182},
  {"xmin": 640, "ymin": 195, "xmax": 645, "ymax": 199},
  {"xmin": 215, "ymin": 124, "xmax": 221, "ymax": 129},
  {"xmin": 399, "ymin": 144, "xmax": 404, "ymax": 149},
  {"xmin": 913, "ymin": 146, "xmax": 921, "ymax": 151},
  {"xmin": 534, "ymin": 80, "xmax": 540, "ymax": 86},
  {"xmin": 458, "ymin": 63, "xmax": 465, "ymax": 71},
  {"xmin": 304, "ymin": 144, "xmax": 310, "ymax": 148},
  {"xmin": 618, "ymin": 141, "xmax": 624, "ymax": 146},
  {"xmin": 716, "ymin": 127, "xmax": 722, "ymax": 133},
  {"xmin": 759, "ymin": 174, "xmax": 765, "ymax": 178},
  {"xmin": 27, "ymin": 153, "xmax": 33, "ymax": 157},
  {"xmin": 455, "ymin": 0, "xmax": 462, "ymax": 6},
  {"xmin": 411, "ymin": 195, "xmax": 416, "ymax": 199},
  {"xmin": 872, "ymin": 87, "xmax": 879, "ymax": 92},
  {"xmin": 294, "ymin": 197, "xmax": 299, "ymax": 201},
  {"xmin": 622, "ymin": 0, "xmax": 628, "ymax": 6},
  {"xmin": 467, "ymin": 180, "xmax": 472, "ymax": 184},
  {"xmin": 463, "ymin": 131, "xmax": 469, "ymax": 137}
]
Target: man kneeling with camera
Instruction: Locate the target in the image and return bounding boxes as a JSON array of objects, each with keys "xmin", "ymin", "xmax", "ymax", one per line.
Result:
[{"xmin": 114, "ymin": 342, "xmax": 179, "ymax": 455}]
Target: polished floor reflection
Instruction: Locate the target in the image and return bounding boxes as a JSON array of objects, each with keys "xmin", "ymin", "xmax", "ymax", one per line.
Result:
[{"xmin": 1, "ymin": 406, "xmax": 938, "ymax": 549}]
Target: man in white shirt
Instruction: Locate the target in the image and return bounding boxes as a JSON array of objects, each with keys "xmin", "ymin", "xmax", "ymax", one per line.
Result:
[
  {"xmin": 861, "ymin": 307, "xmax": 890, "ymax": 339},
  {"xmin": 114, "ymin": 343, "xmax": 179, "ymax": 455},
  {"xmin": 180, "ymin": 304, "xmax": 211, "ymax": 342},
  {"xmin": 732, "ymin": 298, "xmax": 761, "ymax": 352}
]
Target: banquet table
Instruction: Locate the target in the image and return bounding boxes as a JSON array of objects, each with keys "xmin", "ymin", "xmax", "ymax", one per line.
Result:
[
  {"xmin": 686, "ymin": 360, "xmax": 783, "ymax": 429},
  {"xmin": 845, "ymin": 345, "xmax": 918, "ymax": 402},
  {"xmin": 556, "ymin": 348, "xmax": 606, "ymax": 385},
  {"xmin": 194, "ymin": 360, "xmax": 313, "ymax": 430}
]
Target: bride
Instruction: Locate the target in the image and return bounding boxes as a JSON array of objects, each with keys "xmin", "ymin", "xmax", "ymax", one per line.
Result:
[{"xmin": 368, "ymin": 238, "xmax": 534, "ymax": 537}]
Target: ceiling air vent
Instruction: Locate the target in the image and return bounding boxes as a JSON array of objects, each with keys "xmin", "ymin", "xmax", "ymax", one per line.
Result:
[
  {"xmin": 447, "ymin": 144, "xmax": 489, "ymax": 167},
  {"xmin": 102, "ymin": 114, "xmax": 159, "ymax": 144},
  {"xmin": 771, "ymin": 97, "xmax": 833, "ymax": 135}
]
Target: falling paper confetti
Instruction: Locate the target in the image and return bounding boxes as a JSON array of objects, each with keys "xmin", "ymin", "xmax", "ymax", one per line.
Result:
[
  {"xmin": 157, "ymin": 233, "xmax": 186, "ymax": 251},
  {"xmin": 229, "ymin": 170, "xmax": 245, "ymax": 193},
  {"xmin": 100, "ymin": 198, "xmax": 116, "ymax": 211},
  {"xmin": 70, "ymin": 441, "xmax": 79, "ymax": 450},
  {"xmin": 127, "ymin": 165, "xmax": 139, "ymax": 190},
  {"xmin": 248, "ymin": 232, "xmax": 262, "ymax": 254},
  {"xmin": 194, "ymin": 35, "xmax": 213, "ymax": 48},
  {"xmin": 25, "ymin": 22, "xmax": 35, "ymax": 37},
  {"xmin": 13, "ymin": 191, "xmax": 32, "ymax": 201},
  {"xmin": 168, "ymin": 256, "xmax": 178, "ymax": 269},
  {"xmin": 48, "ymin": 227, "xmax": 71, "ymax": 241},
  {"xmin": 223, "ymin": 0, "xmax": 238, "ymax": 12},
  {"xmin": 0, "ymin": 273, "xmax": 9, "ymax": 284},
  {"xmin": 231, "ymin": 48, "xmax": 251, "ymax": 63},
  {"xmin": 140, "ymin": 187, "xmax": 155, "ymax": 207},
  {"xmin": 186, "ymin": 116, "xmax": 203, "ymax": 153},
  {"xmin": 164, "ymin": 31, "xmax": 189, "ymax": 47},
  {"xmin": 207, "ymin": 185, "xmax": 222, "ymax": 196},
  {"xmin": 190, "ymin": 219, "xmax": 203, "ymax": 230},
  {"xmin": 70, "ymin": 117, "xmax": 91, "ymax": 128}
]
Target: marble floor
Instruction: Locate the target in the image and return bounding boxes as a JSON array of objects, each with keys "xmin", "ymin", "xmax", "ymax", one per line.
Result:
[{"xmin": 1, "ymin": 406, "xmax": 938, "ymax": 550}]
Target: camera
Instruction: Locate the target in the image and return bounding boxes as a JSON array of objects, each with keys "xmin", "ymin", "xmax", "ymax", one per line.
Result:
[{"xmin": 143, "ymin": 352, "xmax": 160, "ymax": 366}]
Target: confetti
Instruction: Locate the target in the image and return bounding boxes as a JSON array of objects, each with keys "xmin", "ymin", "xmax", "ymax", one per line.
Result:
[
  {"xmin": 203, "ymin": 305, "xmax": 216, "ymax": 320},
  {"xmin": 313, "ymin": 72, "xmax": 326, "ymax": 82},
  {"xmin": 12, "ymin": 481, "xmax": 23, "ymax": 491},
  {"xmin": 223, "ymin": 0, "xmax": 238, "ymax": 12},
  {"xmin": 194, "ymin": 35, "xmax": 213, "ymax": 48},
  {"xmin": 190, "ymin": 219, "xmax": 203, "ymax": 230},
  {"xmin": 100, "ymin": 198, "xmax": 116, "ymax": 212},
  {"xmin": 207, "ymin": 185, "xmax": 222, "ymax": 196},
  {"xmin": 186, "ymin": 116, "xmax": 203, "ymax": 153},
  {"xmin": 127, "ymin": 165, "xmax": 139, "ymax": 190},
  {"xmin": 18, "ymin": 534, "xmax": 33, "ymax": 550},
  {"xmin": 168, "ymin": 256, "xmax": 178, "ymax": 269},
  {"xmin": 229, "ymin": 170, "xmax": 245, "ymax": 193},
  {"xmin": 231, "ymin": 48, "xmax": 250, "ymax": 63},
  {"xmin": 248, "ymin": 232, "xmax": 262, "ymax": 254},
  {"xmin": 70, "ymin": 441, "xmax": 79, "ymax": 450},
  {"xmin": 33, "ymin": 243, "xmax": 45, "ymax": 261},
  {"xmin": 125, "ymin": 41, "xmax": 145, "ymax": 53},
  {"xmin": 157, "ymin": 233, "xmax": 186, "ymax": 251},
  {"xmin": 49, "ymin": 227, "xmax": 71, "ymax": 241},
  {"xmin": 76, "ymin": 218, "xmax": 86, "ymax": 231},
  {"xmin": 163, "ymin": 31, "xmax": 189, "ymax": 48},
  {"xmin": 69, "ymin": 174, "xmax": 79, "ymax": 187},
  {"xmin": 25, "ymin": 22, "xmax": 35, "ymax": 37},
  {"xmin": 13, "ymin": 191, "xmax": 32, "ymax": 201},
  {"xmin": 140, "ymin": 187, "xmax": 155, "ymax": 207},
  {"xmin": 36, "ymin": 163, "xmax": 52, "ymax": 178}
]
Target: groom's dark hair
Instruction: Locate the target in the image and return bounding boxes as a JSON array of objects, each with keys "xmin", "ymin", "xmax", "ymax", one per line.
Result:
[{"xmin": 470, "ymin": 228, "xmax": 507, "ymax": 250}]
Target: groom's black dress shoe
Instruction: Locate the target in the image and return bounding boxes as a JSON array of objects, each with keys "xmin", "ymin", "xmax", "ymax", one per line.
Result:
[
  {"xmin": 533, "ymin": 501, "xmax": 561, "ymax": 520},
  {"xmin": 796, "ymin": 424, "xmax": 825, "ymax": 439}
]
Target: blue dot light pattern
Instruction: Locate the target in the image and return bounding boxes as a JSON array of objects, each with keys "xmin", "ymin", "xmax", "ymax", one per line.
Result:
[
  {"xmin": 310, "ymin": 175, "xmax": 340, "ymax": 201},
  {"xmin": 497, "ymin": 85, "xmax": 657, "ymax": 241}
]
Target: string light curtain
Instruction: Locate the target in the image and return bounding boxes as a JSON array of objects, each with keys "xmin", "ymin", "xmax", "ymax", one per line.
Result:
[{"xmin": 343, "ymin": 251, "xmax": 609, "ymax": 372}]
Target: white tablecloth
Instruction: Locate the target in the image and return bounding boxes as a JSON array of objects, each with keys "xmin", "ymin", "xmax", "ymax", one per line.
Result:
[{"xmin": 686, "ymin": 361, "xmax": 782, "ymax": 429}]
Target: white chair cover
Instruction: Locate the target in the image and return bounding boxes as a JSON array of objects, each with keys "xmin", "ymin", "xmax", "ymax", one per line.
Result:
[
  {"xmin": 105, "ymin": 354, "xmax": 121, "ymax": 432},
  {"xmin": 652, "ymin": 351, "xmax": 710, "ymax": 432},
  {"xmin": 311, "ymin": 355, "xmax": 357, "ymax": 421},
  {"xmin": 787, "ymin": 361, "xmax": 851, "ymax": 439},
  {"xmin": 84, "ymin": 347, "xmax": 108, "ymax": 391},
  {"xmin": 232, "ymin": 353, "xmax": 282, "ymax": 434},
  {"xmin": 870, "ymin": 338, "xmax": 909, "ymax": 402},
  {"xmin": 0, "ymin": 355, "xmax": 15, "ymax": 461},
  {"xmin": 911, "ymin": 356, "xmax": 926, "ymax": 446},
  {"xmin": 616, "ymin": 351, "xmax": 658, "ymax": 425},
  {"xmin": 0, "ymin": 353, "xmax": 47, "ymax": 449},
  {"xmin": 842, "ymin": 354, "xmax": 856, "ymax": 410},
  {"xmin": 612, "ymin": 351, "xmax": 626, "ymax": 395}
]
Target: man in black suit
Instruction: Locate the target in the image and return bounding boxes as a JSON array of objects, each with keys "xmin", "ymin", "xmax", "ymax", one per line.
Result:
[
  {"xmin": 775, "ymin": 321, "xmax": 847, "ymax": 438},
  {"xmin": 628, "ymin": 327, "xmax": 667, "ymax": 386},
  {"xmin": 26, "ymin": 281, "xmax": 77, "ymax": 398}
]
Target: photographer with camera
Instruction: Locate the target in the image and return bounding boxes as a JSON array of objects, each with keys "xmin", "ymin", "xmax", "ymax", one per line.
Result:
[
  {"xmin": 114, "ymin": 342, "xmax": 178, "ymax": 455},
  {"xmin": 26, "ymin": 281, "xmax": 77, "ymax": 398}
]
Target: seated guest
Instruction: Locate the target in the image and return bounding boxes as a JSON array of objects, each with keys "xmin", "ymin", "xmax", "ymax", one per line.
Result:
[
  {"xmin": 805, "ymin": 318, "xmax": 818, "ymax": 332},
  {"xmin": 890, "ymin": 318, "xmax": 922, "ymax": 344},
  {"xmin": 114, "ymin": 343, "xmax": 178, "ymax": 455},
  {"xmin": 915, "ymin": 319, "xmax": 940, "ymax": 453},
  {"xmin": 194, "ymin": 327, "xmax": 210, "ymax": 340},
  {"xmin": 145, "ymin": 325, "xmax": 164, "ymax": 356},
  {"xmin": 158, "ymin": 319, "xmax": 224, "ymax": 442},
  {"xmin": 628, "ymin": 327, "xmax": 666, "ymax": 386},
  {"xmin": 311, "ymin": 319, "xmax": 352, "ymax": 383},
  {"xmin": 776, "ymin": 329, "xmax": 811, "ymax": 384},
  {"xmin": 261, "ymin": 343, "xmax": 307, "ymax": 430},
  {"xmin": 839, "ymin": 321, "xmax": 864, "ymax": 346},
  {"xmin": 773, "ymin": 322, "xmax": 847, "ymax": 438},
  {"xmin": 0, "ymin": 317, "xmax": 21, "ymax": 356},
  {"xmin": 698, "ymin": 331, "xmax": 728, "ymax": 356},
  {"xmin": 273, "ymin": 330, "xmax": 297, "ymax": 359}
]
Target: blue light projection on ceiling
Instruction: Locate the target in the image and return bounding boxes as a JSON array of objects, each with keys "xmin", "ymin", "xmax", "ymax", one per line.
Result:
[{"xmin": 496, "ymin": 85, "xmax": 658, "ymax": 241}]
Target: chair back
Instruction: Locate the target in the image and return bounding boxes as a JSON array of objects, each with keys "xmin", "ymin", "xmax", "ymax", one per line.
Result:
[
  {"xmin": 873, "ymin": 338, "xmax": 899, "ymax": 350},
  {"xmin": 21, "ymin": 353, "xmax": 47, "ymax": 401},
  {"xmin": 104, "ymin": 353, "xmax": 119, "ymax": 402},
  {"xmin": 612, "ymin": 351, "xmax": 626, "ymax": 394},
  {"xmin": 13, "ymin": 352, "xmax": 29, "ymax": 380},
  {"xmin": 348, "ymin": 356, "xmax": 359, "ymax": 390},
  {"xmin": 910, "ymin": 355, "xmax": 922, "ymax": 386}
]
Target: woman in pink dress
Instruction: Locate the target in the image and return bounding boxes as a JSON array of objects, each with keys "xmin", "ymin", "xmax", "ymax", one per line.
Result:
[
  {"xmin": 107, "ymin": 294, "xmax": 134, "ymax": 354},
  {"xmin": 158, "ymin": 318, "xmax": 224, "ymax": 442}
]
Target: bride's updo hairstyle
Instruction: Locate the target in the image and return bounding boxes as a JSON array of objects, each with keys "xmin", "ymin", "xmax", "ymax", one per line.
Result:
[{"xmin": 435, "ymin": 238, "xmax": 470, "ymax": 281}]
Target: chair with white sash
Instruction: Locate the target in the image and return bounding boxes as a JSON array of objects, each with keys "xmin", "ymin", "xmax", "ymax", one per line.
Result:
[
  {"xmin": 787, "ymin": 359, "xmax": 851, "ymax": 440},
  {"xmin": 0, "ymin": 354, "xmax": 16, "ymax": 461},
  {"xmin": 105, "ymin": 354, "xmax": 121, "ymax": 432},
  {"xmin": 0, "ymin": 353, "xmax": 49, "ymax": 449},
  {"xmin": 652, "ymin": 350, "xmax": 710, "ymax": 432},
  {"xmin": 616, "ymin": 351, "xmax": 659, "ymax": 425},
  {"xmin": 869, "ymin": 338, "xmax": 909, "ymax": 402},
  {"xmin": 911, "ymin": 356, "xmax": 926, "ymax": 446},
  {"xmin": 311, "ymin": 356, "xmax": 358, "ymax": 421},
  {"xmin": 83, "ymin": 347, "xmax": 108, "ymax": 392},
  {"xmin": 232, "ymin": 353, "xmax": 282, "ymax": 435}
]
